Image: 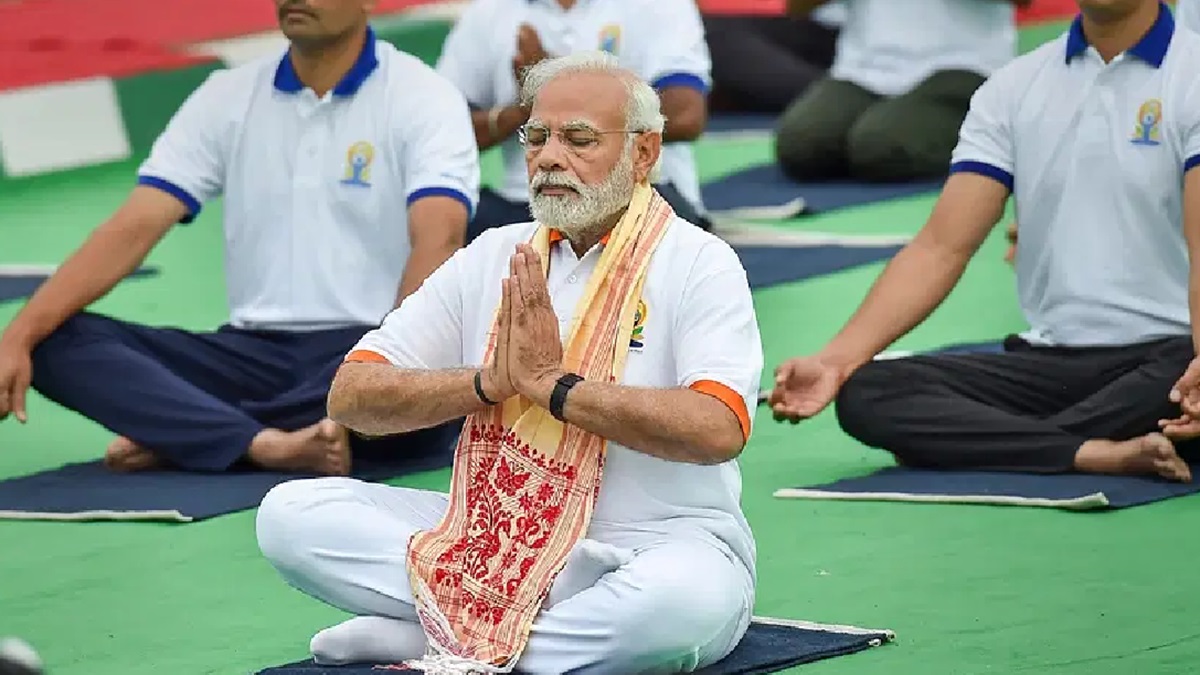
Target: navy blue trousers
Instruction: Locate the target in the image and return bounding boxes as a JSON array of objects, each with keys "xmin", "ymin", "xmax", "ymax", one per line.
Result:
[
  {"xmin": 467, "ymin": 183, "xmax": 712, "ymax": 244},
  {"xmin": 30, "ymin": 312, "xmax": 457, "ymax": 472}
]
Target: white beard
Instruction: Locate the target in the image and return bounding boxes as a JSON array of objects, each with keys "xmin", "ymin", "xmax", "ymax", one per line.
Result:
[{"xmin": 528, "ymin": 150, "xmax": 636, "ymax": 238}]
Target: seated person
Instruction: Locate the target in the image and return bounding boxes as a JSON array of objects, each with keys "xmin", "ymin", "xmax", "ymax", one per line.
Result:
[
  {"xmin": 704, "ymin": 2, "xmax": 844, "ymax": 113},
  {"xmin": 775, "ymin": 0, "xmax": 1021, "ymax": 182},
  {"xmin": 255, "ymin": 52, "xmax": 762, "ymax": 673},
  {"xmin": 0, "ymin": 1, "xmax": 478, "ymax": 474},
  {"xmin": 766, "ymin": 0, "xmax": 1200, "ymax": 483},
  {"xmin": 435, "ymin": 0, "xmax": 713, "ymax": 239}
]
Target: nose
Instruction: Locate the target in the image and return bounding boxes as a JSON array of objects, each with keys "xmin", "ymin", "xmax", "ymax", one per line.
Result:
[{"xmin": 533, "ymin": 139, "xmax": 569, "ymax": 173}]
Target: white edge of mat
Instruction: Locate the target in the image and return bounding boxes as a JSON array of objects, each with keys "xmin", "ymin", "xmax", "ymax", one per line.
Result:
[
  {"xmin": 771, "ymin": 488, "xmax": 1110, "ymax": 511},
  {"xmin": 0, "ymin": 264, "xmax": 58, "ymax": 275},
  {"xmin": 752, "ymin": 615, "xmax": 896, "ymax": 642},
  {"xmin": 0, "ymin": 509, "xmax": 193, "ymax": 523}
]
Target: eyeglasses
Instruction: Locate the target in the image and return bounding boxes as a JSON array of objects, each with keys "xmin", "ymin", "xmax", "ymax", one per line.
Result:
[{"xmin": 518, "ymin": 124, "xmax": 644, "ymax": 151}]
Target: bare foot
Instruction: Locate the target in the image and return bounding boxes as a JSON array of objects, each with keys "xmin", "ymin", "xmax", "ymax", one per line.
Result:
[
  {"xmin": 104, "ymin": 436, "xmax": 164, "ymax": 472},
  {"xmin": 247, "ymin": 419, "xmax": 351, "ymax": 476},
  {"xmin": 1075, "ymin": 433, "xmax": 1192, "ymax": 482}
]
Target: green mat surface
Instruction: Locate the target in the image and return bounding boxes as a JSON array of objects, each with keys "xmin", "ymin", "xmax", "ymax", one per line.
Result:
[{"xmin": 3, "ymin": 16, "xmax": 1199, "ymax": 675}]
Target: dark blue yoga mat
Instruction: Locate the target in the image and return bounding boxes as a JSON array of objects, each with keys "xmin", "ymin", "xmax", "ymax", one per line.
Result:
[
  {"xmin": 703, "ymin": 164, "xmax": 944, "ymax": 219},
  {"xmin": 0, "ymin": 434, "xmax": 455, "ymax": 523},
  {"xmin": 256, "ymin": 617, "xmax": 895, "ymax": 675},
  {"xmin": 734, "ymin": 243, "xmax": 903, "ymax": 290},
  {"xmin": 775, "ymin": 465, "xmax": 1200, "ymax": 511},
  {"xmin": 0, "ymin": 266, "xmax": 158, "ymax": 302}
]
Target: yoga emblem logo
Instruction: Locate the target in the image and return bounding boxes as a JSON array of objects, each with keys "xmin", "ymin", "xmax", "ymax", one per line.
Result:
[
  {"xmin": 598, "ymin": 24, "xmax": 621, "ymax": 54},
  {"xmin": 340, "ymin": 141, "xmax": 375, "ymax": 187},
  {"xmin": 630, "ymin": 298, "xmax": 647, "ymax": 350},
  {"xmin": 1131, "ymin": 99, "xmax": 1162, "ymax": 146}
]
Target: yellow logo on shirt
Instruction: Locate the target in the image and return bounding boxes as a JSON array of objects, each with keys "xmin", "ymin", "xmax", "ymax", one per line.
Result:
[
  {"xmin": 1131, "ymin": 99, "xmax": 1162, "ymax": 146},
  {"xmin": 341, "ymin": 141, "xmax": 375, "ymax": 187},
  {"xmin": 598, "ymin": 24, "xmax": 621, "ymax": 54},
  {"xmin": 630, "ymin": 298, "xmax": 647, "ymax": 350}
]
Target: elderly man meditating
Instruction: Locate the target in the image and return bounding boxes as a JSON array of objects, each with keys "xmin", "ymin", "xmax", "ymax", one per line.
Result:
[{"xmin": 255, "ymin": 52, "xmax": 763, "ymax": 674}]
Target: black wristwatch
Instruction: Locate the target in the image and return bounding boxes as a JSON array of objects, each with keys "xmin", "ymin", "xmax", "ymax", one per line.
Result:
[{"xmin": 549, "ymin": 372, "xmax": 584, "ymax": 421}]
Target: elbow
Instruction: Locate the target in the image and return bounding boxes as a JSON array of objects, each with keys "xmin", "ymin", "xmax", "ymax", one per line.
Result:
[
  {"xmin": 325, "ymin": 372, "xmax": 358, "ymax": 429},
  {"xmin": 696, "ymin": 424, "xmax": 746, "ymax": 465}
]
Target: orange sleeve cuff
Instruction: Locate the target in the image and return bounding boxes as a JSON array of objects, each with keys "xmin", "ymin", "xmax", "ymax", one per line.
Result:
[
  {"xmin": 344, "ymin": 349, "xmax": 390, "ymax": 364},
  {"xmin": 689, "ymin": 379, "xmax": 751, "ymax": 441}
]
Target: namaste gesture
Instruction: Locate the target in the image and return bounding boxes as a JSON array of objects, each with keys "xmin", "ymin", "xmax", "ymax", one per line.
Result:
[{"xmin": 481, "ymin": 243, "xmax": 566, "ymax": 403}]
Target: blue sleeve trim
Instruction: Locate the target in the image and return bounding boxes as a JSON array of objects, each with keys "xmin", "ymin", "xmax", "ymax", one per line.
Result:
[
  {"xmin": 136, "ymin": 175, "xmax": 201, "ymax": 224},
  {"xmin": 408, "ymin": 186, "xmax": 476, "ymax": 220},
  {"xmin": 651, "ymin": 72, "xmax": 709, "ymax": 94},
  {"xmin": 1185, "ymin": 154, "xmax": 1200, "ymax": 173},
  {"xmin": 948, "ymin": 161, "xmax": 1014, "ymax": 193}
]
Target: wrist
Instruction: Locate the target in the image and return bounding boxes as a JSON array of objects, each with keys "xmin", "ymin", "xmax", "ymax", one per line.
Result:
[
  {"xmin": 477, "ymin": 369, "xmax": 508, "ymax": 405},
  {"xmin": 0, "ymin": 325, "xmax": 35, "ymax": 353},
  {"xmin": 524, "ymin": 368, "xmax": 565, "ymax": 408},
  {"xmin": 815, "ymin": 347, "xmax": 864, "ymax": 383}
]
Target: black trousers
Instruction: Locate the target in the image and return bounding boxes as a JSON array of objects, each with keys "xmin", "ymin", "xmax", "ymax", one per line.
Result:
[
  {"xmin": 835, "ymin": 335, "xmax": 1198, "ymax": 472},
  {"xmin": 703, "ymin": 15, "xmax": 839, "ymax": 114}
]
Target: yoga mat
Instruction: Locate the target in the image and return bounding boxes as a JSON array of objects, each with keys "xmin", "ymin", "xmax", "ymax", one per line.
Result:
[
  {"xmin": 0, "ymin": 265, "xmax": 158, "ymax": 302},
  {"xmin": 774, "ymin": 465, "xmax": 1200, "ymax": 511},
  {"xmin": 735, "ymin": 242, "xmax": 902, "ymax": 290},
  {"xmin": 256, "ymin": 616, "xmax": 896, "ymax": 675},
  {"xmin": 0, "ymin": 438, "xmax": 455, "ymax": 523},
  {"xmin": 705, "ymin": 113, "xmax": 777, "ymax": 136},
  {"xmin": 703, "ymin": 164, "xmax": 944, "ymax": 221}
]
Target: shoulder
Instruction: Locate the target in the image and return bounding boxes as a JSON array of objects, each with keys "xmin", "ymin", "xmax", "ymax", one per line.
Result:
[
  {"xmin": 983, "ymin": 36, "xmax": 1066, "ymax": 93},
  {"xmin": 186, "ymin": 55, "xmax": 276, "ymax": 105},
  {"xmin": 376, "ymin": 42, "xmax": 462, "ymax": 94},
  {"xmin": 651, "ymin": 218, "xmax": 747, "ymax": 287}
]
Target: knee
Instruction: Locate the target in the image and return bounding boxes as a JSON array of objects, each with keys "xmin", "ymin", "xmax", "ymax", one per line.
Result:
[
  {"xmin": 846, "ymin": 116, "xmax": 948, "ymax": 182},
  {"xmin": 834, "ymin": 360, "xmax": 908, "ymax": 445},
  {"xmin": 31, "ymin": 313, "xmax": 111, "ymax": 361},
  {"xmin": 256, "ymin": 477, "xmax": 358, "ymax": 574},
  {"xmin": 605, "ymin": 568, "xmax": 748, "ymax": 670},
  {"xmin": 773, "ymin": 107, "xmax": 843, "ymax": 180}
]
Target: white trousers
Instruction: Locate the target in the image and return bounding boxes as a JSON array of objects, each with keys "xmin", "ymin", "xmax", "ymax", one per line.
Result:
[{"xmin": 256, "ymin": 477, "xmax": 753, "ymax": 675}]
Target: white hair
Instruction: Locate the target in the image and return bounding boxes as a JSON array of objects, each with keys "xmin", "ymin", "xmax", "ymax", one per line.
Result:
[{"xmin": 520, "ymin": 51, "xmax": 666, "ymax": 181}]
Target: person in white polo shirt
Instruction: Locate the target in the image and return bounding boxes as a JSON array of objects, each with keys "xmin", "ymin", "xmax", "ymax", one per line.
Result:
[
  {"xmin": 767, "ymin": 0, "xmax": 1200, "ymax": 482},
  {"xmin": 0, "ymin": 0, "xmax": 479, "ymax": 475},
  {"xmin": 1177, "ymin": 0, "xmax": 1200, "ymax": 32},
  {"xmin": 436, "ymin": 0, "xmax": 713, "ymax": 240},
  {"xmin": 255, "ymin": 51, "xmax": 761, "ymax": 673},
  {"xmin": 775, "ymin": 0, "xmax": 1021, "ymax": 182}
]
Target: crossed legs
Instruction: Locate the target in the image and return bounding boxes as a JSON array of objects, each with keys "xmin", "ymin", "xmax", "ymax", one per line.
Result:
[{"xmin": 256, "ymin": 478, "xmax": 753, "ymax": 674}]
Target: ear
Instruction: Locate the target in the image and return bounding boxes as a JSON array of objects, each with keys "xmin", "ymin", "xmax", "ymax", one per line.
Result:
[
  {"xmin": 362, "ymin": 0, "xmax": 379, "ymax": 13},
  {"xmin": 632, "ymin": 132, "xmax": 662, "ymax": 185}
]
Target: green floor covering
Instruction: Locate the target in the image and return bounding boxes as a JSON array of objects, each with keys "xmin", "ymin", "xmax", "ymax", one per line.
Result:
[{"xmin": 4, "ymin": 19, "xmax": 1200, "ymax": 673}]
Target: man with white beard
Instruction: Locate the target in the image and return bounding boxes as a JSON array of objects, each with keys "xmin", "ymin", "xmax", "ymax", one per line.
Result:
[{"xmin": 254, "ymin": 51, "xmax": 764, "ymax": 674}]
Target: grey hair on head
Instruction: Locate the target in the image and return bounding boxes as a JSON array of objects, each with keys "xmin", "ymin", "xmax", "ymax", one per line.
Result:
[{"xmin": 519, "ymin": 51, "xmax": 667, "ymax": 135}]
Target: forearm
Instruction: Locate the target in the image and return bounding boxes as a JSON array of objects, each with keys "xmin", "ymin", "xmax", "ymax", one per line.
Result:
[
  {"xmin": 327, "ymin": 363, "xmax": 489, "ymax": 436},
  {"xmin": 2, "ymin": 213, "xmax": 162, "ymax": 350},
  {"xmin": 821, "ymin": 238, "xmax": 971, "ymax": 372},
  {"xmin": 471, "ymin": 105, "xmax": 529, "ymax": 151},
  {"xmin": 530, "ymin": 377, "xmax": 745, "ymax": 465}
]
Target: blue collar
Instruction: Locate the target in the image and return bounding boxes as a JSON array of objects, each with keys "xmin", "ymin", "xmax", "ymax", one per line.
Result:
[
  {"xmin": 1065, "ymin": 1, "xmax": 1173, "ymax": 68},
  {"xmin": 273, "ymin": 26, "xmax": 379, "ymax": 96}
]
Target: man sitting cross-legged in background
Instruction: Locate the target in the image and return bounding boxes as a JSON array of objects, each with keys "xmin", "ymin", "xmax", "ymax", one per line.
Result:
[
  {"xmin": 436, "ymin": 0, "xmax": 714, "ymax": 239},
  {"xmin": 255, "ymin": 52, "xmax": 762, "ymax": 674},
  {"xmin": 767, "ymin": 0, "xmax": 1200, "ymax": 482},
  {"xmin": 0, "ymin": 0, "xmax": 478, "ymax": 475}
]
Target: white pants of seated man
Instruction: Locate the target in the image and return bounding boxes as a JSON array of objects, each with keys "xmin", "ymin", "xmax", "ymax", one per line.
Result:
[{"xmin": 256, "ymin": 478, "xmax": 754, "ymax": 674}]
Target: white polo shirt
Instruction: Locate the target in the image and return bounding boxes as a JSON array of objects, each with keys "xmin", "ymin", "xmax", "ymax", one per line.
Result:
[
  {"xmin": 1177, "ymin": 0, "xmax": 1200, "ymax": 33},
  {"xmin": 348, "ymin": 217, "xmax": 763, "ymax": 576},
  {"xmin": 829, "ymin": 0, "xmax": 1016, "ymax": 97},
  {"xmin": 435, "ymin": 0, "xmax": 711, "ymax": 214},
  {"xmin": 950, "ymin": 6, "xmax": 1200, "ymax": 347},
  {"xmin": 137, "ymin": 28, "xmax": 480, "ymax": 331}
]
